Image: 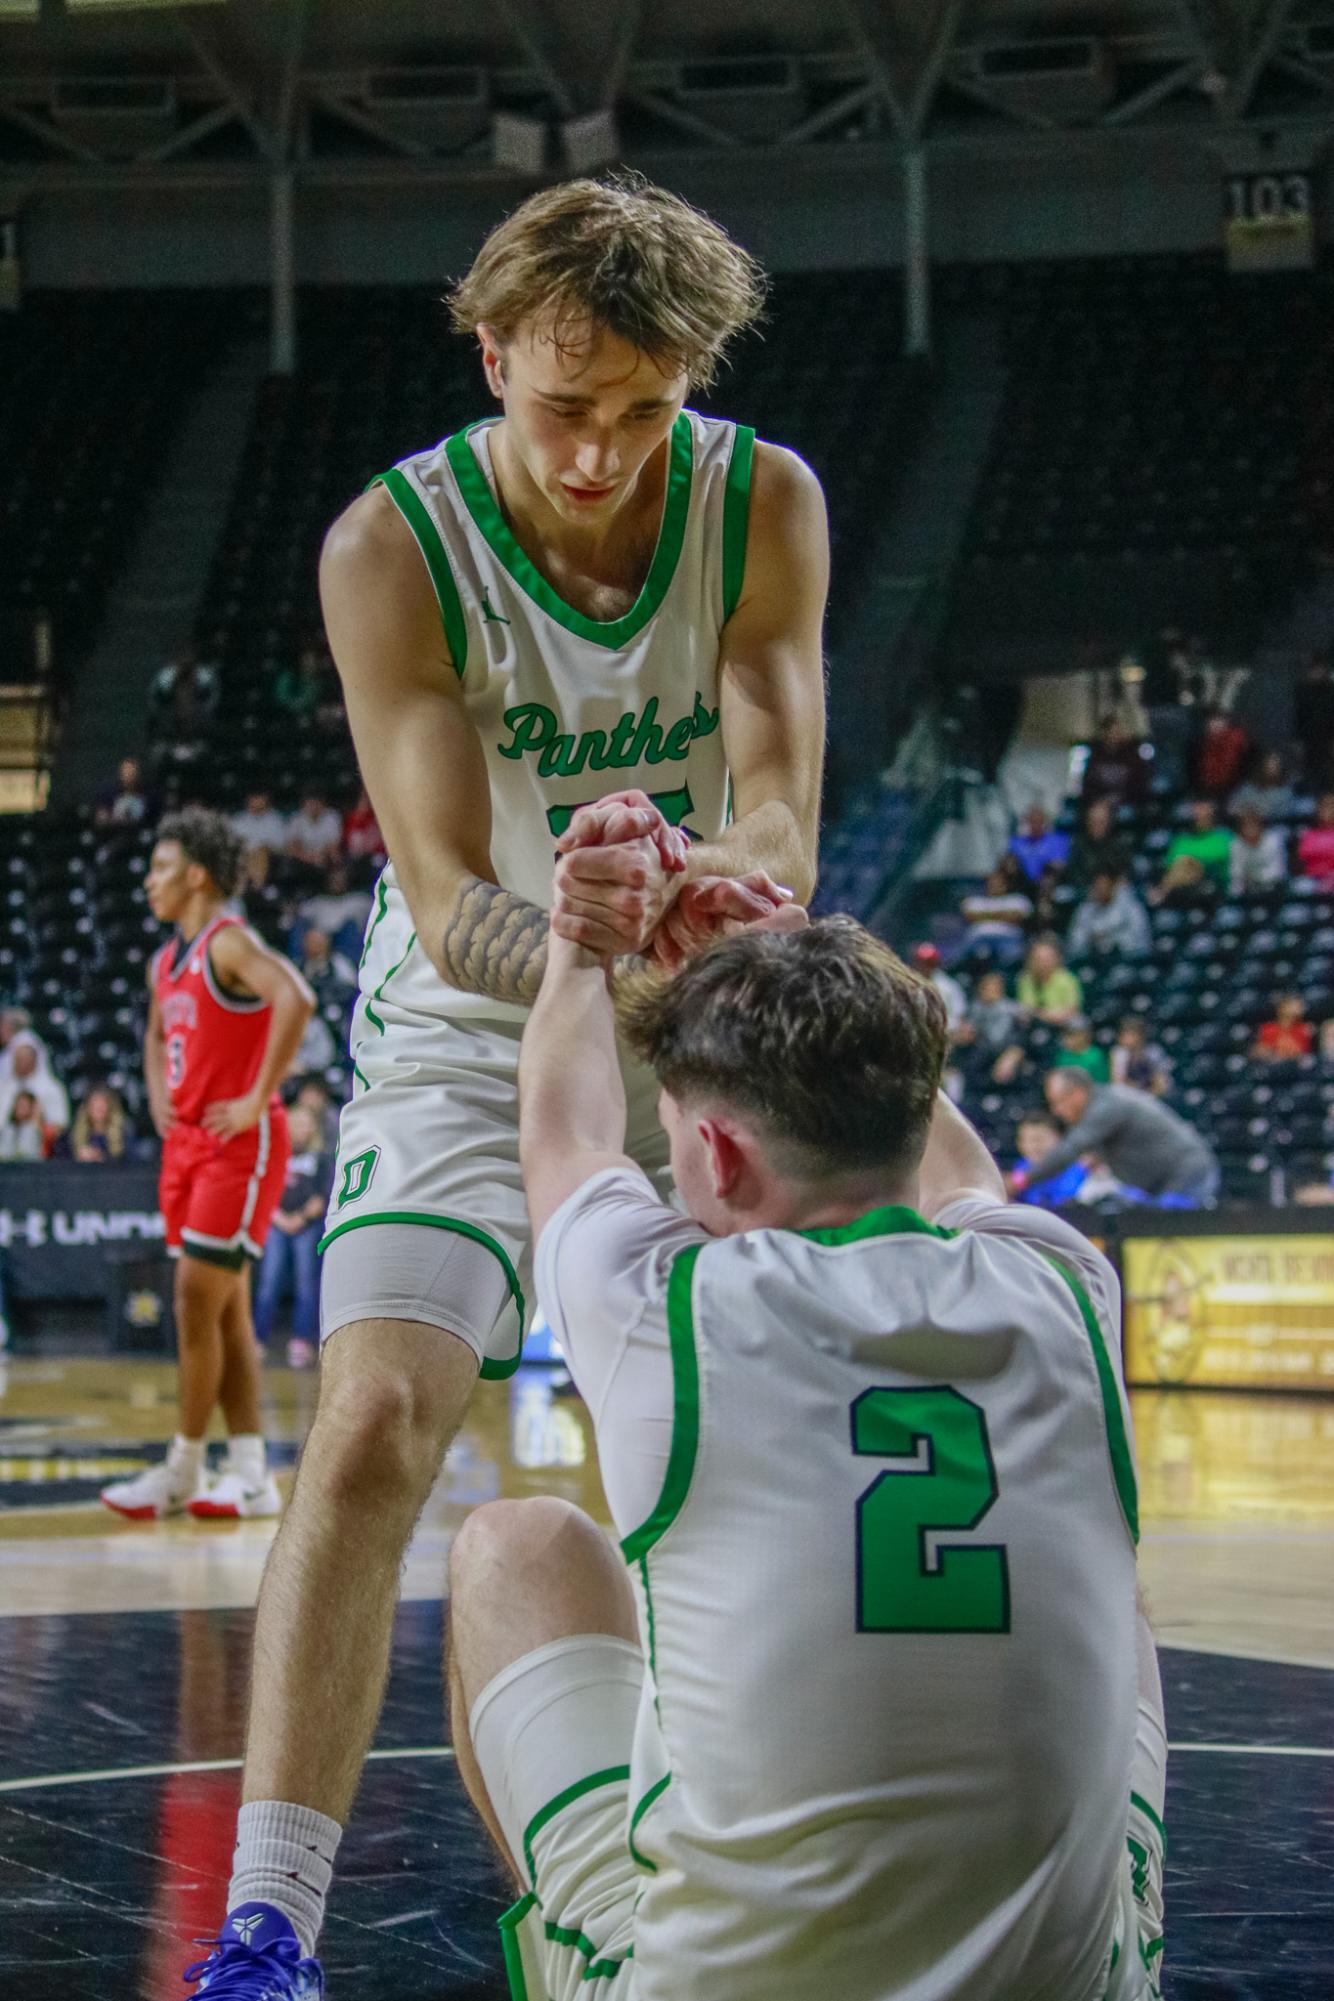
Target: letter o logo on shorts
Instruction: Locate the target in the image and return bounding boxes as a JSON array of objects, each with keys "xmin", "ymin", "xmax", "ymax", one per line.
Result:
[{"xmin": 337, "ymin": 1145, "xmax": 381, "ymax": 1209}]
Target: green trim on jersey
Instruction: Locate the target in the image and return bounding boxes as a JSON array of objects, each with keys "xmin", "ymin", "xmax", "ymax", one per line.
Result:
[
  {"xmin": 796, "ymin": 1203, "xmax": 956, "ymax": 1249},
  {"xmin": 1043, "ymin": 1253, "xmax": 1140, "ymax": 1545},
  {"xmin": 359, "ymin": 874, "xmax": 389, "ymax": 969},
  {"xmin": 446, "ymin": 415, "xmax": 695, "ymax": 650},
  {"xmin": 521, "ymin": 1764, "xmax": 631, "ymax": 1886},
  {"xmin": 316, "ymin": 1209, "xmax": 526, "ymax": 1362},
  {"xmin": 721, "ymin": 424, "xmax": 756, "ymax": 621},
  {"xmin": 542, "ymin": 1919, "xmax": 633, "ymax": 1981},
  {"xmin": 628, "ymin": 1771, "xmax": 671, "ymax": 1874},
  {"xmin": 497, "ymin": 1892, "xmax": 538, "ymax": 2001},
  {"xmin": 1130, "ymin": 1788, "xmax": 1168, "ymax": 1856},
  {"xmin": 368, "ymin": 467, "xmax": 468, "ymax": 679},
  {"xmin": 620, "ymin": 1243, "xmax": 702, "ymax": 1561},
  {"xmin": 363, "ymin": 928, "xmax": 416, "ymax": 1034}
]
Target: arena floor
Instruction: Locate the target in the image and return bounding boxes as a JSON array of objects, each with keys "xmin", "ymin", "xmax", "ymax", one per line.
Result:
[{"xmin": 1, "ymin": 1356, "xmax": 1332, "ymax": 1998}]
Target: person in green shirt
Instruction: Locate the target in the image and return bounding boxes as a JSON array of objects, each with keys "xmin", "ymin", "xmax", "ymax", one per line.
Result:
[
  {"xmin": 1160, "ymin": 798, "xmax": 1233, "ymax": 890},
  {"xmin": 1016, "ymin": 938, "xmax": 1083, "ymax": 1023},
  {"xmin": 1054, "ymin": 1017, "xmax": 1111, "ymax": 1084}
]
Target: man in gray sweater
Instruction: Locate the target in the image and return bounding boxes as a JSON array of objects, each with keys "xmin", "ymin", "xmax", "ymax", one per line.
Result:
[{"xmin": 1019, "ymin": 1071, "xmax": 1219, "ymax": 1205}]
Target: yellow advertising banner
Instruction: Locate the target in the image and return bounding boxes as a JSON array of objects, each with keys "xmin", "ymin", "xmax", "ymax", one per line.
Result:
[{"xmin": 1123, "ymin": 1235, "xmax": 1334, "ymax": 1391}]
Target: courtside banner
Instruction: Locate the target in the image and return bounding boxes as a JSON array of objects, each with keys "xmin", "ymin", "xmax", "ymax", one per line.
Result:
[
  {"xmin": 0, "ymin": 1164, "xmax": 163, "ymax": 1299},
  {"xmin": 1123, "ymin": 1232, "xmax": 1334, "ymax": 1391}
]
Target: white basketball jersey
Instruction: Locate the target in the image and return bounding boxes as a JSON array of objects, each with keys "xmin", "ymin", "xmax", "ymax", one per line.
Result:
[
  {"xmin": 358, "ymin": 411, "xmax": 748, "ymax": 1030},
  {"xmin": 609, "ymin": 1202, "xmax": 1142, "ymax": 2001}
]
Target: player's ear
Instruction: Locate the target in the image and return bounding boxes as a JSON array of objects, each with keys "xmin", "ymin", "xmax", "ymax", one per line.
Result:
[
  {"xmin": 476, "ymin": 324, "xmax": 506, "ymax": 401},
  {"xmin": 699, "ymin": 1115, "xmax": 743, "ymax": 1201}
]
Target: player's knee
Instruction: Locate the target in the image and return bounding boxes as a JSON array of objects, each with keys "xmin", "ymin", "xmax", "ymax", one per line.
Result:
[
  {"xmin": 310, "ymin": 1365, "xmax": 455, "ymax": 1508},
  {"xmin": 450, "ymin": 1496, "xmax": 596, "ymax": 1597}
]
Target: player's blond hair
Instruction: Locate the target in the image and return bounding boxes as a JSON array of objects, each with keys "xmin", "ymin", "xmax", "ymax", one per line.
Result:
[{"xmin": 447, "ymin": 172, "xmax": 766, "ymax": 388}]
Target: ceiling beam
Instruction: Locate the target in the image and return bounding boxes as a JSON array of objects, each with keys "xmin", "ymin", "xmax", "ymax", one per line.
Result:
[
  {"xmin": 137, "ymin": 98, "xmax": 237, "ymax": 165},
  {"xmin": 1227, "ymin": 0, "xmax": 1301, "ymax": 115},
  {"xmin": 837, "ymin": 0, "xmax": 911, "ymax": 141},
  {"xmin": 0, "ymin": 96, "xmax": 103, "ymax": 163},
  {"xmin": 779, "ymin": 79, "xmax": 879, "ymax": 147},
  {"xmin": 910, "ymin": 0, "xmax": 967, "ymax": 137},
  {"xmin": 493, "ymin": 0, "xmax": 576, "ymax": 120},
  {"xmin": 171, "ymin": 7, "xmax": 274, "ymax": 160},
  {"xmin": 1103, "ymin": 56, "xmax": 1206, "ymax": 126}
]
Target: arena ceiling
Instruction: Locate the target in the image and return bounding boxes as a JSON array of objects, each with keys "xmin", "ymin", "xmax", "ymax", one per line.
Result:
[{"xmin": 0, "ymin": 1, "xmax": 1329, "ymax": 176}]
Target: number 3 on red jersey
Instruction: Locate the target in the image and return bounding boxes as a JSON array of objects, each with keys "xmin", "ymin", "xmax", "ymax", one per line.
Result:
[{"xmin": 166, "ymin": 1032, "xmax": 187, "ymax": 1091}]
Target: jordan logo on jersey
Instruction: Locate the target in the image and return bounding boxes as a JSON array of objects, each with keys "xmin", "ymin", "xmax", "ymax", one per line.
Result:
[
  {"xmin": 480, "ymin": 588, "xmax": 510, "ymax": 625},
  {"xmin": 497, "ymin": 690, "xmax": 718, "ymax": 781}
]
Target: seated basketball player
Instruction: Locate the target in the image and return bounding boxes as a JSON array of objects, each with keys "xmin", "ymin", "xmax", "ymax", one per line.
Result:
[{"xmin": 447, "ymin": 899, "xmax": 1168, "ymax": 2000}]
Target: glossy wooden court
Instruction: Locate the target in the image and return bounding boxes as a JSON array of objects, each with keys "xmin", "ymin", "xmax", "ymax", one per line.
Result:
[{"xmin": 2, "ymin": 1352, "xmax": 1333, "ymax": 1997}]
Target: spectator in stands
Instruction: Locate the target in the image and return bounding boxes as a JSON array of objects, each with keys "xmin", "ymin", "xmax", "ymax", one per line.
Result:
[
  {"xmin": 1229, "ymin": 809, "xmax": 1286, "ymax": 895},
  {"xmin": 1016, "ymin": 938, "xmax": 1083, "ymax": 1025},
  {"xmin": 275, "ymin": 645, "xmax": 339, "ymax": 730},
  {"xmin": 952, "ymin": 970, "xmax": 1025, "ymax": 1087},
  {"xmin": 1253, "ymin": 993, "xmax": 1314, "ymax": 1064},
  {"xmin": 1297, "ymin": 793, "xmax": 1334, "ymax": 886},
  {"xmin": 151, "ymin": 646, "xmax": 219, "ymax": 724},
  {"xmin": 287, "ymin": 790, "xmax": 343, "ymax": 879},
  {"xmin": 1027, "ymin": 1069, "xmax": 1220, "ymax": 1206},
  {"xmin": 1294, "ymin": 656, "xmax": 1334, "ymax": 790},
  {"xmin": 342, "ymin": 784, "xmax": 386, "ymax": 875},
  {"xmin": 230, "ymin": 789, "xmax": 289, "ymax": 876},
  {"xmin": 1192, "ymin": 708, "xmax": 1250, "ymax": 801},
  {"xmin": 298, "ymin": 862, "xmax": 372, "ymax": 963},
  {"xmin": 1065, "ymin": 797, "xmax": 1132, "ymax": 891},
  {"xmin": 1055, "ymin": 1018, "xmax": 1110, "ymax": 1084},
  {"xmin": 1229, "ymin": 749, "xmax": 1298, "ymax": 824},
  {"xmin": 1155, "ymin": 799, "xmax": 1232, "ymax": 898},
  {"xmin": 1111, "ymin": 1017, "xmax": 1171, "ymax": 1096},
  {"xmin": 94, "ymin": 756, "xmax": 154, "ymax": 830},
  {"xmin": 68, "ymin": 1081, "xmax": 127, "ymax": 1163},
  {"xmin": 0, "ymin": 1007, "xmax": 44, "ymax": 1085},
  {"xmin": 0, "ymin": 1090, "xmax": 48, "ymax": 1162},
  {"xmin": 1081, "ymin": 715, "xmax": 1148, "ymax": 806},
  {"xmin": 253, "ymin": 1102, "xmax": 332, "ymax": 1370},
  {"xmin": 0, "ymin": 1032, "xmax": 68, "ymax": 1141},
  {"xmin": 291, "ymin": 1009, "xmax": 337, "ymax": 1083},
  {"xmin": 1013, "ymin": 1111, "xmax": 1098, "ymax": 1208},
  {"xmin": 909, "ymin": 943, "xmax": 966, "ymax": 1034},
  {"xmin": 297, "ymin": 926, "xmax": 357, "ymax": 1004},
  {"xmin": 291, "ymin": 1074, "xmax": 340, "ymax": 1152},
  {"xmin": 958, "ymin": 868, "xmax": 1032, "ymax": 965},
  {"xmin": 1067, "ymin": 871, "xmax": 1151, "ymax": 959},
  {"xmin": 1007, "ymin": 806, "xmax": 1069, "ymax": 886}
]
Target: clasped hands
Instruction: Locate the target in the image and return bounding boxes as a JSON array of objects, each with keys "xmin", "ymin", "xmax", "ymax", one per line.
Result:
[{"xmin": 550, "ymin": 789, "xmax": 806, "ymax": 969}]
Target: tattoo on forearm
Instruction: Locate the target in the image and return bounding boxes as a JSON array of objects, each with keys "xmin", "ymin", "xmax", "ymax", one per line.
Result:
[{"xmin": 441, "ymin": 877, "xmax": 549, "ymax": 1004}]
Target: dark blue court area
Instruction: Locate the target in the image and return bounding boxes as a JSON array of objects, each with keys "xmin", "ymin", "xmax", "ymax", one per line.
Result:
[{"xmin": 1, "ymin": 1603, "xmax": 1331, "ymax": 1999}]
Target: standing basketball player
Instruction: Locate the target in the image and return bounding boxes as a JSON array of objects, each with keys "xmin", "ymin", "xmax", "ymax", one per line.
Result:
[
  {"xmin": 190, "ymin": 175, "xmax": 826, "ymax": 1993},
  {"xmin": 447, "ymin": 914, "xmax": 1167, "ymax": 2000},
  {"xmin": 102, "ymin": 810, "xmax": 314, "ymax": 1523}
]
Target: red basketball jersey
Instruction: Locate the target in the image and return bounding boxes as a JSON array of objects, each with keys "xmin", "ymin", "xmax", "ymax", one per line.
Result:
[{"xmin": 153, "ymin": 914, "xmax": 274, "ymax": 1126}]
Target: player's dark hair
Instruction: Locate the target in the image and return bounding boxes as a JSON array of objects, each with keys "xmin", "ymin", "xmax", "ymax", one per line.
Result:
[
  {"xmin": 618, "ymin": 917, "xmax": 948, "ymax": 1180},
  {"xmin": 156, "ymin": 808, "xmax": 245, "ymax": 900}
]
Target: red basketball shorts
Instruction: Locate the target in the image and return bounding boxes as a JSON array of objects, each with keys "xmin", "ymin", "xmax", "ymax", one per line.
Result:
[{"xmin": 160, "ymin": 1103, "xmax": 290, "ymax": 1270}]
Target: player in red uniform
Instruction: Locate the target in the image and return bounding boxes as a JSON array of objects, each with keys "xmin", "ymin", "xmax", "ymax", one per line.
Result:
[{"xmin": 102, "ymin": 809, "xmax": 314, "ymax": 1521}]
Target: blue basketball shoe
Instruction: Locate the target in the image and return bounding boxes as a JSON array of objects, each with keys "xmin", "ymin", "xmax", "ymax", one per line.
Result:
[{"xmin": 184, "ymin": 1902, "xmax": 324, "ymax": 1997}]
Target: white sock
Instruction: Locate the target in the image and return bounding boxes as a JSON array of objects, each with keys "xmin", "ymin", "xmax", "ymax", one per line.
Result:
[
  {"xmin": 167, "ymin": 1434, "xmax": 205, "ymax": 1484},
  {"xmin": 227, "ymin": 1432, "xmax": 267, "ymax": 1480},
  {"xmin": 228, "ymin": 1800, "xmax": 342, "ymax": 1956}
]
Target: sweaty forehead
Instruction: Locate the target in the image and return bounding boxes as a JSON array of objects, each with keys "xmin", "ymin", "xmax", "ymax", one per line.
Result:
[{"xmin": 511, "ymin": 316, "xmax": 687, "ymax": 401}]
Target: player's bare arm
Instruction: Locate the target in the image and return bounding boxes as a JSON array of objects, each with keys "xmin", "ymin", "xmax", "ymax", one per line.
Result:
[
  {"xmin": 143, "ymin": 976, "xmax": 174, "ymax": 1139},
  {"xmin": 199, "ymin": 926, "xmax": 315, "ymax": 1140},
  {"xmin": 518, "ymin": 929, "xmax": 641, "ymax": 1241},
  {"xmin": 321, "ymin": 492, "xmax": 671, "ymax": 998},
  {"xmin": 915, "ymin": 1091, "xmax": 1008, "ymax": 1220},
  {"xmin": 555, "ymin": 443, "xmax": 828, "ymax": 964}
]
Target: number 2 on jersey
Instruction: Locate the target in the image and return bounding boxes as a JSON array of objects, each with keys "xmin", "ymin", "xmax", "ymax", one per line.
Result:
[{"xmin": 851, "ymin": 1386, "xmax": 1010, "ymax": 1634}]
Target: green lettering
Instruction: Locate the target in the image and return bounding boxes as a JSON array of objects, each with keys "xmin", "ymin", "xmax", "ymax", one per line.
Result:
[
  {"xmin": 499, "ymin": 702, "xmax": 557, "ymax": 761},
  {"xmin": 537, "ymin": 732, "xmax": 577, "ymax": 778},
  {"xmin": 606, "ymin": 710, "xmax": 638, "ymax": 765},
  {"xmin": 628, "ymin": 696, "xmax": 665, "ymax": 766},
  {"xmin": 661, "ymin": 716, "xmax": 693, "ymax": 760},
  {"xmin": 691, "ymin": 691, "xmax": 719, "ymax": 739}
]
